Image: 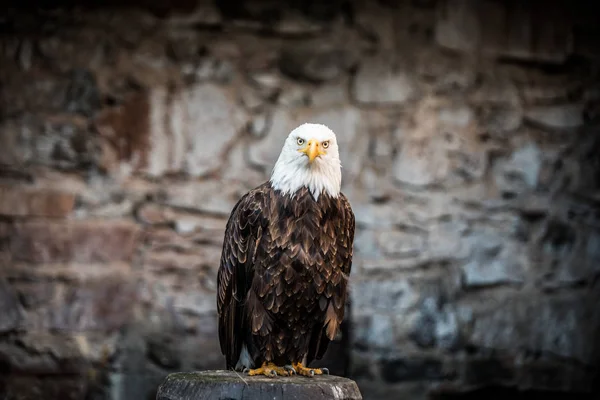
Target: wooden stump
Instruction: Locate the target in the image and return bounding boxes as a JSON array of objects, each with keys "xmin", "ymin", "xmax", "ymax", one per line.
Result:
[{"xmin": 156, "ymin": 370, "xmax": 363, "ymax": 400}]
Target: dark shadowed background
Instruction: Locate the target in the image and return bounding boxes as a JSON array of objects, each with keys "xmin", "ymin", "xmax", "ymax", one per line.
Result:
[{"xmin": 0, "ymin": 0, "xmax": 599, "ymax": 399}]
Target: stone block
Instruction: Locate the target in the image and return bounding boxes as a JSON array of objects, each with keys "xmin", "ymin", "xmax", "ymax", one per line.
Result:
[
  {"xmin": 409, "ymin": 297, "xmax": 460, "ymax": 351},
  {"xmin": 0, "ymin": 279, "xmax": 23, "ymax": 333},
  {"xmin": 7, "ymin": 220, "xmax": 140, "ymax": 264},
  {"xmin": 351, "ymin": 56, "xmax": 419, "ymax": 105},
  {"xmin": 0, "ymin": 186, "xmax": 75, "ymax": 217},
  {"xmin": 0, "ymin": 114, "xmax": 99, "ymax": 169},
  {"xmin": 392, "ymin": 98, "xmax": 484, "ymax": 187},
  {"xmin": 156, "ymin": 371, "xmax": 363, "ymax": 400},
  {"xmin": 461, "ymin": 234, "xmax": 526, "ymax": 288},
  {"xmin": 380, "ymin": 357, "xmax": 448, "ymax": 383},
  {"xmin": 468, "ymin": 293, "xmax": 598, "ymax": 365},
  {"xmin": 159, "ymin": 179, "xmax": 247, "ymax": 217},
  {"xmin": 0, "ymin": 332, "xmax": 87, "ymax": 375},
  {"xmin": 279, "ymin": 41, "xmax": 357, "ymax": 83},
  {"xmin": 435, "ymin": 0, "xmax": 573, "ymax": 63},
  {"xmin": 96, "ymin": 84, "xmax": 246, "ymax": 178},
  {"xmin": 525, "ymin": 103, "xmax": 585, "ymax": 130},
  {"xmin": 26, "ymin": 278, "xmax": 137, "ymax": 332},
  {"xmin": 351, "ymin": 278, "xmax": 420, "ymax": 315},
  {"xmin": 1, "ymin": 376, "xmax": 87, "ymax": 400}
]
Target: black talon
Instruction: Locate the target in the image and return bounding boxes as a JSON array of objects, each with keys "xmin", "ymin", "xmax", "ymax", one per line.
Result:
[
  {"xmin": 321, "ymin": 368, "xmax": 329, "ymax": 375},
  {"xmin": 310, "ymin": 369, "xmax": 315, "ymax": 376},
  {"xmin": 242, "ymin": 367, "xmax": 249, "ymax": 373},
  {"xmin": 284, "ymin": 365, "xmax": 296, "ymax": 375},
  {"xmin": 269, "ymin": 370, "xmax": 277, "ymax": 377}
]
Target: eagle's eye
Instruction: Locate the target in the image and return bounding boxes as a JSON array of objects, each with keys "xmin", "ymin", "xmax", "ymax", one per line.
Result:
[
  {"xmin": 322, "ymin": 141, "xmax": 330, "ymax": 149},
  {"xmin": 297, "ymin": 138, "xmax": 305, "ymax": 146}
]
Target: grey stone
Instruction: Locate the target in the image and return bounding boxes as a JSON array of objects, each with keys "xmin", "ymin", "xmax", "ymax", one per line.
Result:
[
  {"xmin": 392, "ymin": 139, "xmax": 445, "ymax": 187},
  {"xmin": 156, "ymin": 370, "xmax": 363, "ymax": 400},
  {"xmin": 277, "ymin": 85, "xmax": 309, "ymax": 107},
  {"xmin": 248, "ymin": 72, "xmax": 281, "ymax": 99},
  {"xmin": 0, "ymin": 115, "xmax": 98, "ymax": 169},
  {"xmin": 63, "ymin": 69, "xmax": 101, "ymax": 117},
  {"xmin": 525, "ymin": 104, "xmax": 585, "ymax": 130},
  {"xmin": 0, "ymin": 279, "xmax": 23, "ymax": 333},
  {"xmin": 352, "ymin": 313, "xmax": 395, "ymax": 350},
  {"xmin": 462, "ymin": 256, "xmax": 524, "ymax": 288},
  {"xmin": 434, "ymin": 0, "xmax": 480, "ymax": 53},
  {"xmin": 189, "ymin": 58, "xmax": 235, "ymax": 83},
  {"xmin": 4, "ymin": 332, "xmax": 87, "ymax": 374},
  {"xmin": 352, "ymin": 57, "xmax": 418, "ymax": 105},
  {"xmin": 147, "ymin": 335, "xmax": 181, "ymax": 369},
  {"xmin": 352, "ymin": 203, "xmax": 411, "ymax": 229},
  {"xmin": 425, "ymin": 220, "xmax": 470, "ymax": 261},
  {"xmin": 183, "ymin": 84, "xmax": 246, "ymax": 176},
  {"xmin": 144, "ymin": 84, "xmax": 246, "ymax": 177},
  {"xmin": 351, "ymin": 279, "xmax": 420, "ymax": 314},
  {"xmin": 377, "ymin": 231, "xmax": 426, "ymax": 258},
  {"xmin": 435, "ymin": 0, "xmax": 572, "ymax": 63},
  {"xmin": 468, "ymin": 294, "xmax": 598, "ymax": 364},
  {"xmin": 248, "ymin": 112, "xmax": 271, "ymax": 138},
  {"xmin": 480, "ymin": 106, "xmax": 523, "ymax": 136},
  {"xmin": 248, "ymin": 108, "xmax": 295, "ymax": 170},
  {"xmin": 353, "ymin": 228, "xmax": 382, "ymax": 260},
  {"xmin": 310, "ymin": 81, "xmax": 348, "ymax": 107},
  {"xmin": 417, "ymin": 48, "xmax": 477, "ymax": 93},
  {"xmin": 380, "ymin": 357, "xmax": 447, "ymax": 383},
  {"xmin": 392, "ymin": 101, "xmax": 481, "ymax": 187},
  {"xmin": 494, "ymin": 142, "xmax": 543, "ymax": 193},
  {"xmin": 471, "ymin": 77, "xmax": 521, "ymax": 105},
  {"xmin": 279, "ymin": 42, "xmax": 357, "ymax": 83},
  {"xmin": 462, "ymin": 235, "xmax": 526, "ymax": 288},
  {"xmin": 410, "ymin": 297, "xmax": 460, "ymax": 350},
  {"xmin": 272, "ymin": 15, "xmax": 325, "ymax": 37},
  {"xmin": 239, "ymin": 86, "xmax": 265, "ymax": 111},
  {"xmin": 166, "ymin": 1, "xmax": 223, "ymax": 27}
]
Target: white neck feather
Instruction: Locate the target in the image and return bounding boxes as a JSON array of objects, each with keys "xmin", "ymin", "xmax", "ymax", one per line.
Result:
[{"xmin": 270, "ymin": 155, "xmax": 341, "ymax": 201}]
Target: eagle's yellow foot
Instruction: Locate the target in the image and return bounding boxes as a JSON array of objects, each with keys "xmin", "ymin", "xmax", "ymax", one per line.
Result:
[
  {"xmin": 292, "ymin": 362, "xmax": 329, "ymax": 377},
  {"xmin": 247, "ymin": 362, "xmax": 294, "ymax": 377}
]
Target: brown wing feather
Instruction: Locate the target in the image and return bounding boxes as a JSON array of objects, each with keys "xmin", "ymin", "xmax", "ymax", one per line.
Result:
[
  {"xmin": 307, "ymin": 192, "xmax": 355, "ymax": 364},
  {"xmin": 217, "ymin": 183, "xmax": 269, "ymax": 369}
]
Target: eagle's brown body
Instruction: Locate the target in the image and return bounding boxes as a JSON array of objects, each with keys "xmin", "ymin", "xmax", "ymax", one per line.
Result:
[{"xmin": 217, "ymin": 181, "xmax": 355, "ymax": 371}]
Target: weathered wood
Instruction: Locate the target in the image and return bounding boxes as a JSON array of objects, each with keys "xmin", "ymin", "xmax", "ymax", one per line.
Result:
[{"xmin": 156, "ymin": 370, "xmax": 363, "ymax": 400}]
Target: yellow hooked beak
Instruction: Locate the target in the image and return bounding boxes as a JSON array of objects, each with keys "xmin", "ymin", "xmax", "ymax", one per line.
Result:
[{"xmin": 299, "ymin": 139, "xmax": 326, "ymax": 163}]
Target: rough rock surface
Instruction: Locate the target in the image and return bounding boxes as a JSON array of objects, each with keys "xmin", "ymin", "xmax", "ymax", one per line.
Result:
[
  {"xmin": 1, "ymin": 1, "xmax": 599, "ymax": 400},
  {"xmin": 156, "ymin": 370, "xmax": 363, "ymax": 400}
]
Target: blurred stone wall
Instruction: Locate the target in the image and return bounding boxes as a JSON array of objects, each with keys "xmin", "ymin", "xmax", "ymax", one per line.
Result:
[{"xmin": 1, "ymin": 0, "xmax": 599, "ymax": 399}]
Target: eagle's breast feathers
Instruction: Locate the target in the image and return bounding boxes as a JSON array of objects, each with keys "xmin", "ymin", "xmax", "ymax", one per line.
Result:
[{"xmin": 217, "ymin": 182, "xmax": 355, "ymax": 370}]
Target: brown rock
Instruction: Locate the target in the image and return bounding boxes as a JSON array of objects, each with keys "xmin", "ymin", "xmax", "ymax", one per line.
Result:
[
  {"xmin": 94, "ymin": 91, "xmax": 151, "ymax": 173},
  {"xmin": 0, "ymin": 185, "xmax": 76, "ymax": 217},
  {"xmin": 8, "ymin": 220, "xmax": 141, "ymax": 264},
  {"xmin": 26, "ymin": 278, "xmax": 137, "ymax": 332},
  {"xmin": 5, "ymin": 262, "xmax": 131, "ymax": 282},
  {"xmin": 135, "ymin": 202, "xmax": 174, "ymax": 225}
]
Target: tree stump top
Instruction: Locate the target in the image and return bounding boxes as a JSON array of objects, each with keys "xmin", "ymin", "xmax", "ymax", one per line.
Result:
[{"xmin": 156, "ymin": 370, "xmax": 363, "ymax": 400}]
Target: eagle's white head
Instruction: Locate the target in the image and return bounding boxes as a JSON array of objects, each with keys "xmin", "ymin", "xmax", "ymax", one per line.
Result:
[{"xmin": 270, "ymin": 123, "xmax": 341, "ymax": 200}]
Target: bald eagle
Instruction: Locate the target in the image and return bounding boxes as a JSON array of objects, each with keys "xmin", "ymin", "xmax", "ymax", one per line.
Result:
[{"xmin": 217, "ymin": 123, "xmax": 355, "ymax": 377}]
